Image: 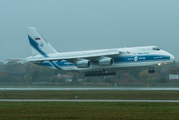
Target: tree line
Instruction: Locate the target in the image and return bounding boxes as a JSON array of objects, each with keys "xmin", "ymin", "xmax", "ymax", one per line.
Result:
[{"xmin": 0, "ymin": 61, "xmax": 179, "ymax": 86}]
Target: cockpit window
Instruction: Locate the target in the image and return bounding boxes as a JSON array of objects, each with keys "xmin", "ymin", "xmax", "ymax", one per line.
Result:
[{"xmin": 153, "ymin": 47, "xmax": 160, "ymax": 51}]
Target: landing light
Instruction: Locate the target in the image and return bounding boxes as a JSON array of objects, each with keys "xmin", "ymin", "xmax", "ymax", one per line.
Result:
[{"xmin": 158, "ymin": 63, "xmax": 162, "ymax": 66}]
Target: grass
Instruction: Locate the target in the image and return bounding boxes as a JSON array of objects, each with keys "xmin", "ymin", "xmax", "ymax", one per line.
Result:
[
  {"xmin": 1, "ymin": 90, "xmax": 179, "ymax": 119},
  {"xmin": 0, "ymin": 86, "xmax": 178, "ymax": 88},
  {"xmin": 1, "ymin": 90, "xmax": 179, "ymax": 100},
  {"xmin": 0, "ymin": 102, "xmax": 179, "ymax": 120}
]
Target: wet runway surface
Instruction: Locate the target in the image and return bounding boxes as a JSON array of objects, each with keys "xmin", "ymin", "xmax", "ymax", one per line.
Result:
[
  {"xmin": 1, "ymin": 99, "xmax": 179, "ymax": 102},
  {"xmin": 0, "ymin": 88, "xmax": 179, "ymax": 90}
]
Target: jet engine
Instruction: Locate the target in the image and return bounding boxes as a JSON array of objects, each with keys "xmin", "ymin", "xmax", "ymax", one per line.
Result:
[
  {"xmin": 75, "ymin": 59, "xmax": 92, "ymax": 68},
  {"xmin": 99, "ymin": 57, "xmax": 114, "ymax": 66}
]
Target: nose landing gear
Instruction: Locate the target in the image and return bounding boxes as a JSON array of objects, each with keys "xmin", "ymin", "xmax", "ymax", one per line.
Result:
[{"xmin": 148, "ymin": 68, "xmax": 155, "ymax": 73}]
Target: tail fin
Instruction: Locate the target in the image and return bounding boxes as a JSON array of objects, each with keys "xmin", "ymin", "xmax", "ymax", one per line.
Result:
[{"xmin": 27, "ymin": 27, "xmax": 57, "ymax": 57}]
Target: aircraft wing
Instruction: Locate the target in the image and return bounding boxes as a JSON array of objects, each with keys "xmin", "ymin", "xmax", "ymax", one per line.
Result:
[{"xmin": 27, "ymin": 50, "xmax": 121, "ymax": 63}]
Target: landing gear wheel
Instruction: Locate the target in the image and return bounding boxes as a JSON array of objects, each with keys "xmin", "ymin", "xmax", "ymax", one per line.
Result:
[
  {"xmin": 148, "ymin": 68, "xmax": 155, "ymax": 73},
  {"xmin": 148, "ymin": 70, "xmax": 155, "ymax": 73}
]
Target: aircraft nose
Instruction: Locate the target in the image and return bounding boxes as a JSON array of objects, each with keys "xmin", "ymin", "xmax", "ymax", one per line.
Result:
[{"xmin": 170, "ymin": 54, "xmax": 175, "ymax": 62}]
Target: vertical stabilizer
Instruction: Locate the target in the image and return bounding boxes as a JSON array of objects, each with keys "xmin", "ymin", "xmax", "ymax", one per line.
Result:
[{"xmin": 27, "ymin": 27, "xmax": 57, "ymax": 57}]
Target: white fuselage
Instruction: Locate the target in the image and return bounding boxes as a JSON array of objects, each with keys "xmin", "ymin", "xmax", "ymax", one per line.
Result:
[{"xmin": 28, "ymin": 46, "xmax": 175, "ymax": 73}]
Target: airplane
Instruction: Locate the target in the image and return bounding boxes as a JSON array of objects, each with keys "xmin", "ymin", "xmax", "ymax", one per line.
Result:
[{"xmin": 24, "ymin": 27, "xmax": 175, "ymax": 77}]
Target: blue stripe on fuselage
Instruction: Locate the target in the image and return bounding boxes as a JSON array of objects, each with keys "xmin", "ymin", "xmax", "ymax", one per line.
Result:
[
  {"xmin": 38, "ymin": 55, "xmax": 170, "ymax": 69},
  {"xmin": 51, "ymin": 62, "xmax": 62, "ymax": 70},
  {"xmin": 113, "ymin": 55, "xmax": 170, "ymax": 63},
  {"xmin": 35, "ymin": 61, "xmax": 63, "ymax": 70},
  {"xmin": 37, "ymin": 62, "xmax": 51, "ymax": 67}
]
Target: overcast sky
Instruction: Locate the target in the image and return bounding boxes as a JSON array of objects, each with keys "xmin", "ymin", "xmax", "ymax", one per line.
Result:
[{"xmin": 0, "ymin": 0, "xmax": 179, "ymax": 60}]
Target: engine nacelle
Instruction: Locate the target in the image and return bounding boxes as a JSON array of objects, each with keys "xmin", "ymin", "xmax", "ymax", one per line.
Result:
[
  {"xmin": 99, "ymin": 58, "xmax": 114, "ymax": 66},
  {"xmin": 75, "ymin": 60, "xmax": 92, "ymax": 68}
]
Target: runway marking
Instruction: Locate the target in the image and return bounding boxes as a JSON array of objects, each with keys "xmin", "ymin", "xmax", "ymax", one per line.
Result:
[
  {"xmin": 1, "ymin": 88, "xmax": 179, "ymax": 90},
  {"xmin": 1, "ymin": 99, "xmax": 179, "ymax": 102}
]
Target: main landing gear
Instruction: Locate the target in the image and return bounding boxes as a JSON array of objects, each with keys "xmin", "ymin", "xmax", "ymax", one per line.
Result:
[
  {"xmin": 148, "ymin": 68, "xmax": 155, "ymax": 73},
  {"xmin": 84, "ymin": 69, "xmax": 116, "ymax": 77}
]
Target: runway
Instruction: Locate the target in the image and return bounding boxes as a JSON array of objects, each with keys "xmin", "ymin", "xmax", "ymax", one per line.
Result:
[
  {"xmin": 1, "ymin": 99, "xmax": 179, "ymax": 102},
  {"xmin": 1, "ymin": 87, "xmax": 179, "ymax": 90}
]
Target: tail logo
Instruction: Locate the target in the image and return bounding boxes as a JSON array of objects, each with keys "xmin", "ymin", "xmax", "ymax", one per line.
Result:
[{"xmin": 38, "ymin": 42, "xmax": 44, "ymax": 49}]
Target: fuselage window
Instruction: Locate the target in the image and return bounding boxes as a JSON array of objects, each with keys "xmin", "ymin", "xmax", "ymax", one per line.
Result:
[{"xmin": 153, "ymin": 47, "xmax": 160, "ymax": 51}]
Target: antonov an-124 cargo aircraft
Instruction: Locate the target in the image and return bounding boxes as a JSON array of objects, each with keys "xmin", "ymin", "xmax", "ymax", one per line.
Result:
[{"xmin": 23, "ymin": 27, "xmax": 175, "ymax": 77}]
